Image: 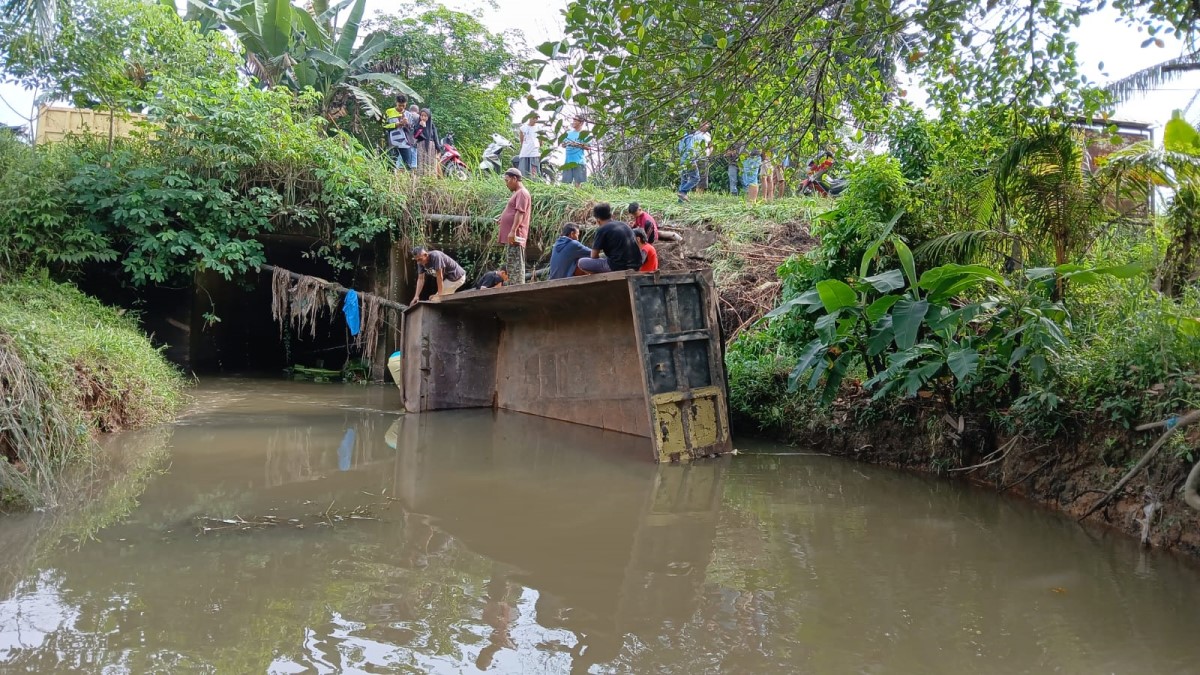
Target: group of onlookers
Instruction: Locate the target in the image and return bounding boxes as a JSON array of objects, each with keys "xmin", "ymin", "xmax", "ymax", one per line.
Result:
[
  {"xmin": 387, "ymin": 98, "xmax": 792, "ymax": 204},
  {"xmin": 384, "ymin": 94, "xmax": 443, "ymax": 175},
  {"xmin": 387, "ymin": 93, "xmax": 595, "ymax": 187},
  {"xmin": 515, "ymin": 113, "xmax": 592, "ymax": 186},
  {"xmin": 679, "ymin": 122, "xmax": 790, "ymax": 203},
  {"xmin": 734, "ymin": 148, "xmax": 787, "ymax": 203},
  {"xmin": 407, "ymin": 168, "xmax": 660, "ymax": 305}
]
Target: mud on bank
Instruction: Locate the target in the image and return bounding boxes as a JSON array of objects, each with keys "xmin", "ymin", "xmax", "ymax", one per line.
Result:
[{"xmin": 741, "ymin": 400, "xmax": 1200, "ymax": 559}]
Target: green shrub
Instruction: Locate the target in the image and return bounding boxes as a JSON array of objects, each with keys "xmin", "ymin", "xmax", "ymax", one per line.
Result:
[{"xmin": 807, "ymin": 154, "xmax": 913, "ymax": 282}]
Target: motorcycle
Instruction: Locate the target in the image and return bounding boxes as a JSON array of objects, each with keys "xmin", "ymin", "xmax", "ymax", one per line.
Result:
[
  {"xmin": 798, "ymin": 151, "xmax": 848, "ymax": 197},
  {"xmin": 439, "ymin": 133, "xmax": 470, "ymax": 180},
  {"xmin": 509, "ymin": 155, "xmax": 559, "ymax": 184},
  {"xmin": 479, "ymin": 133, "xmax": 513, "ymax": 174}
]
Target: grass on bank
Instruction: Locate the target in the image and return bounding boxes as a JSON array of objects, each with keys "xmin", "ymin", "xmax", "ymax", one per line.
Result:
[
  {"xmin": 389, "ymin": 175, "xmax": 828, "ymax": 279},
  {"xmin": 0, "ymin": 275, "xmax": 187, "ymax": 509}
]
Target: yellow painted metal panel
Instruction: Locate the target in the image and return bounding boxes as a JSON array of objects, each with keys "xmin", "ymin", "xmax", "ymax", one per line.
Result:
[
  {"xmin": 650, "ymin": 385, "xmax": 728, "ymax": 463},
  {"xmin": 35, "ymin": 105, "xmax": 149, "ymax": 145}
]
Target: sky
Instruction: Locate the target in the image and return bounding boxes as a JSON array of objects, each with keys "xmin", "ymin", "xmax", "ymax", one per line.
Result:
[{"xmin": 2, "ymin": 0, "xmax": 1199, "ymax": 135}]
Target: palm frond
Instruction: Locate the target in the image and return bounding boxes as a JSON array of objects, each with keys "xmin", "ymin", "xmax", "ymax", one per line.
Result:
[
  {"xmin": 1104, "ymin": 51, "xmax": 1200, "ymax": 105},
  {"xmin": 2, "ymin": 0, "xmax": 59, "ymax": 46},
  {"xmin": 914, "ymin": 229, "xmax": 1016, "ymax": 264}
]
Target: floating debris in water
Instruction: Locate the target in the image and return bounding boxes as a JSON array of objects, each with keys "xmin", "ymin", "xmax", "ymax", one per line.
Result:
[{"xmin": 195, "ymin": 490, "xmax": 399, "ymax": 535}]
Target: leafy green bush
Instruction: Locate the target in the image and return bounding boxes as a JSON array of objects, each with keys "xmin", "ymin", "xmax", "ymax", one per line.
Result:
[
  {"xmin": 726, "ymin": 327, "xmax": 825, "ymax": 435},
  {"xmin": 0, "ymin": 82, "xmax": 404, "ymax": 284},
  {"xmin": 807, "ymin": 154, "xmax": 913, "ymax": 282},
  {"xmin": 0, "ymin": 139, "xmax": 114, "ymax": 270},
  {"xmin": 1064, "ymin": 281, "xmax": 1200, "ymax": 430}
]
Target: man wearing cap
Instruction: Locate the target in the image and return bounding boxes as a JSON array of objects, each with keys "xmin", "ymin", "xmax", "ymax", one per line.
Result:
[{"xmin": 498, "ymin": 168, "xmax": 531, "ymax": 284}]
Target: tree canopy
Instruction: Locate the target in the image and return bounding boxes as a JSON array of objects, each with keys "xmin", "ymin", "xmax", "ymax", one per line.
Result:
[
  {"xmin": 364, "ymin": 2, "xmax": 526, "ymax": 155},
  {"xmin": 534, "ymin": 0, "xmax": 1199, "ymax": 159}
]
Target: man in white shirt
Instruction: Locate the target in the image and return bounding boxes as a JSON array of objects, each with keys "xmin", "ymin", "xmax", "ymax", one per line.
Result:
[{"xmin": 517, "ymin": 113, "xmax": 541, "ymax": 178}]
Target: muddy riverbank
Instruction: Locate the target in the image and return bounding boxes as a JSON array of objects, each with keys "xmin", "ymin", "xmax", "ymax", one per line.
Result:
[{"xmin": 755, "ymin": 408, "xmax": 1200, "ymax": 560}]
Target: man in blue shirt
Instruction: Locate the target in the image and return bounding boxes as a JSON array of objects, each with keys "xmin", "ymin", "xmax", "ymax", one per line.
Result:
[
  {"xmin": 677, "ymin": 120, "xmax": 709, "ymax": 203},
  {"xmin": 562, "ymin": 117, "xmax": 590, "ymax": 187},
  {"xmin": 549, "ymin": 223, "xmax": 591, "ymax": 279}
]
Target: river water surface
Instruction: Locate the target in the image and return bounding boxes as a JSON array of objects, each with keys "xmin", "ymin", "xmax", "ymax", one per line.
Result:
[{"xmin": 2, "ymin": 380, "xmax": 1199, "ymax": 674}]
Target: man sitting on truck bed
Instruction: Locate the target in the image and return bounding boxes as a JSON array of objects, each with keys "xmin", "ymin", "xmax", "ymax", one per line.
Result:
[
  {"xmin": 577, "ymin": 202, "xmax": 644, "ymax": 275},
  {"xmin": 409, "ymin": 246, "xmax": 466, "ymax": 305},
  {"xmin": 549, "ymin": 223, "xmax": 591, "ymax": 279}
]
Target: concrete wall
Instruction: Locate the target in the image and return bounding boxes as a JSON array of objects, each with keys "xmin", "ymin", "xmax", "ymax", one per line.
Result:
[{"xmin": 402, "ymin": 275, "xmax": 651, "ymax": 438}]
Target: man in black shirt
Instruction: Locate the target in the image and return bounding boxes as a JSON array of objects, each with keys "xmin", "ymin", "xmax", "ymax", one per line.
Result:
[
  {"xmin": 475, "ymin": 267, "xmax": 509, "ymax": 289},
  {"xmin": 577, "ymin": 202, "xmax": 645, "ymax": 274}
]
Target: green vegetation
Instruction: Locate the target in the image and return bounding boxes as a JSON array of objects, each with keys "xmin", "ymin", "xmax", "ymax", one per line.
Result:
[
  {"xmin": 0, "ymin": 275, "xmax": 185, "ymax": 508},
  {"xmin": 391, "ymin": 175, "xmax": 823, "ymax": 281},
  {"xmin": 728, "ymin": 111, "xmax": 1200, "ymax": 491},
  {"xmin": 364, "ymin": 2, "xmax": 526, "ymax": 157},
  {"xmin": 0, "ymin": 79, "xmax": 403, "ymax": 283}
]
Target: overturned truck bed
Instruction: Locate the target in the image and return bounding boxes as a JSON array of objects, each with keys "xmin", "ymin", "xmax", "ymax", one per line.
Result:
[{"xmin": 400, "ymin": 270, "xmax": 732, "ymax": 462}]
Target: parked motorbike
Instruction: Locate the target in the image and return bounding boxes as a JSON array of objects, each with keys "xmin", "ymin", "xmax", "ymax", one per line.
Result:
[
  {"xmin": 439, "ymin": 133, "xmax": 469, "ymax": 180},
  {"xmin": 798, "ymin": 151, "xmax": 848, "ymax": 197},
  {"xmin": 509, "ymin": 155, "xmax": 559, "ymax": 184},
  {"xmin": 479, "ymin": 133, "xmax": 513, "ymax": 174}
]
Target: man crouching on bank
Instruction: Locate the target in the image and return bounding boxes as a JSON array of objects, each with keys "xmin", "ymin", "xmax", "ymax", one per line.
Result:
[{"xmin": 409, "ymin": 246, "xmax": 466, "ymax": 305}]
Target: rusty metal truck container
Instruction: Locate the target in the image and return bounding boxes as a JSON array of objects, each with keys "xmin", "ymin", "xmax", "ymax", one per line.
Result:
[{"xmin": 400, "ymin": 270, "xmax": 732, "ymax": 462}]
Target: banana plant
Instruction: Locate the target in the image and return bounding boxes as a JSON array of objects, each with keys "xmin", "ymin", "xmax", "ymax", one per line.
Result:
[
  {"xmin": 191, "ymin": 0, "xmax": 418, "ymax": 122},
  {"xmin": 768, "ymin": 236, "xmax": 1142, "ymax": 404},
  {"xmin": 1103, "ymin": 110, "xmax": 1200, "ymax": 297}
]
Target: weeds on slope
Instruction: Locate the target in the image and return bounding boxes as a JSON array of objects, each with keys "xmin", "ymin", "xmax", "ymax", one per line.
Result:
[{"xmin": 0, "ymin": 275, "xmax": 187, "ymax": 508}]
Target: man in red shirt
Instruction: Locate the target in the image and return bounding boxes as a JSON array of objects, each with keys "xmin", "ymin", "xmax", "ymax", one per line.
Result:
[
  {"xmin": 634, "ymin": 228, "xmax": 658, "ymax": 272},
  {"xmin": 497, "ymin": 168, "xmax": 531, "ymax": 284},
  {"xmin": 626, "ymin": 202, "xmax": 659, "ymax": 243}
]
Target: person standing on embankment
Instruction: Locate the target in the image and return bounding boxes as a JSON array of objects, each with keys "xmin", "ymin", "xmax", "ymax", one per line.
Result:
[
  {"xmin": 517, "ymin": 113, "xmax": 541, "ymax": 179},
  {"xmin": 497, "ymin": 168, "xmax": 531, "ymax": 284}
]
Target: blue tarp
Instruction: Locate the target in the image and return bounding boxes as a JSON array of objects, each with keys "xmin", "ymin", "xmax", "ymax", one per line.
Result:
[
  {"xmin": 344, "ymin": 289, "xmax": 360, "ymax": 336},
  {"xmin": 337, "ymin": 428, "xmax": 356, "ymax": 471}
]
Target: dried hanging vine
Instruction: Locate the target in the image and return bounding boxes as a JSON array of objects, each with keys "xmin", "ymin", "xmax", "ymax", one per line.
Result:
[
  {"xmin": 270, "ymin": 266, "xmax": 290, "ymax": 337},
  {"xmin": 357, "ymin": 294, "xmax": 384, "ymax": 360},
  {"xmin": 265, "ymin": 265, "xmax": 402, "ymax": 363}
]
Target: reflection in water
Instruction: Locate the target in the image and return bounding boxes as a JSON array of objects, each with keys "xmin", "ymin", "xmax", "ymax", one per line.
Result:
[{"xmin": 0, "ymin": 380, "xmax": 1199, "ymax": 673}]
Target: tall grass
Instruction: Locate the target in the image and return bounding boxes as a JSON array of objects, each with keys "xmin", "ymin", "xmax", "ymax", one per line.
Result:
[
  {"xmin": 388, "ymin": 175, "xmax": 828, "ymax": 276},
  {"xmin": 0, "ymin": 274, "xmax": 187, "ymax": 509}
]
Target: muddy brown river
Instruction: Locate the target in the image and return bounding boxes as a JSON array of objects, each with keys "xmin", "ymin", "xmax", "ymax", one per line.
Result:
[{"xmin": 2, "ymin": 380, "xmax": 1199, "ymax": 673}]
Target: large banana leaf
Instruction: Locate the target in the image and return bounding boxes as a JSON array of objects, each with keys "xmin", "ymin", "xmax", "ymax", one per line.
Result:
[
  {"xmin": 1165, "ymin": 110, "xmax": 1200, "ymax": 154},
  {"xmin": 307, "ymin": 49, "xmax": 349, "ymax": 70},
  {"xmin": 290, "ymin": 61, "xmax": 322, "ymax": 92},
  {"xmin": 249, "ymin": 0, "xmax": 267, "ymax": 37},
  {"xmin": 350, "ymin": 31, "xmax": 393, "ymax": 70},
  {"xmin": 261, "ymin": 0, "xmax": 292, "ymax": 58},
  {"xmin": 318, "ymin": 0, "xmax": 354, "ymax": 24},
  {"xmin": 334, "ymin": 0, "xmax": 366, "ymax": 63},
  {"xmin": 344, "ymin": 84, "xmax": 382, "ymax": 120},
  {"xmin": 351, "ymin": 72, "xmax": 422, "ymax": 101},
  {"xmin": 292, "ymin": 5, "xmax": 330, "ymax": 45}
]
